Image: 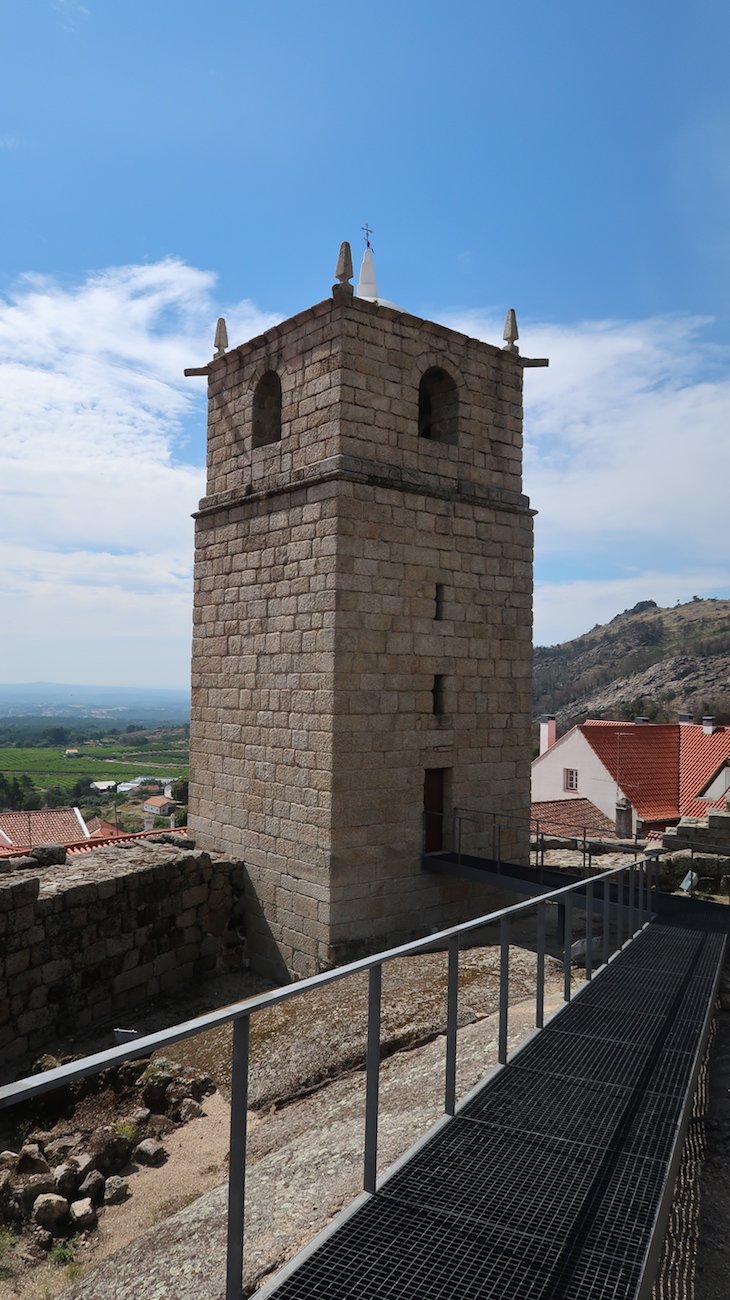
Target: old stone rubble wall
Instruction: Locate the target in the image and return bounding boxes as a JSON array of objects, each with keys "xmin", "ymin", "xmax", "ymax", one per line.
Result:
[{"xmin": 0, "ymin": 843, "xmax": 246, "ymax": 1084}]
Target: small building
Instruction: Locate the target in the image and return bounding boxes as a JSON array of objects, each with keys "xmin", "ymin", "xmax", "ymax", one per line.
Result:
[
  {"xmin": 64, "ymin": 748, "xmax": 79, "ymax": 759},
  {"xmin": 532, "ymin": 715, "xmax": 730, "ymax": 835},
  {"xmin": 142, "ymin": 795, "xmax": 177, "ymax": 817}
]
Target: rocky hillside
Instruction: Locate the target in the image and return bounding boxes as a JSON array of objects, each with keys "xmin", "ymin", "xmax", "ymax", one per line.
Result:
[{"xmin": 533, "ymin": 597, "xmax": 730, "ymax": 731}]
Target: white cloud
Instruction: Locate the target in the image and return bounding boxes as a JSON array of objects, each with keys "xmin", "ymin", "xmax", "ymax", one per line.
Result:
[
  {"xmin": 2, "ymin": 266, "xmax": 729, "ymax": 687},
  {"xmin": 0, "ymin": 260, "xmax": 279, "ymax": 686},
  {"xmin": 443, "ymin": 309, "xmax": 730, "ymax": 644}
]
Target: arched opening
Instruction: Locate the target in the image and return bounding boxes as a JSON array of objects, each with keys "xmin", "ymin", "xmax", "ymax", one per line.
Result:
[
  {"xmin": 252, "ymin": 370, "xmax": 282, "ymax": 448},
  {"xmin": 418, "ymin": 367, "xmax": 458, "ymax": 444}
]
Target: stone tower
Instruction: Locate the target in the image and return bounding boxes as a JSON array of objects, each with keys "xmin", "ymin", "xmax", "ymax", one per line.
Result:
[{"xmin": 188, "ymin": 249, "xmax": 539, "ymax": 978}]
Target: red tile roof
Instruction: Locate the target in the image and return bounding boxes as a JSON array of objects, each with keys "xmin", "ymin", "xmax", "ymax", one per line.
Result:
[
  {"xmin": 678, "ymin": 724, "xmax": 730, "ymax": 817},
  {"xmin": 86, "ymin": 816, "xmax": 124, "ymax": 838},
  {"xmin": 531, "ymin": 799, "xmax": 616, "ymax": 838},
  {"xmin": 0, "ymin": 827, "xmax": 189, "ymax": 859},
  {"xmin": 0, "ymin": 807, "xmax": 89, "ymax": 851},
  {"xmin": 580, "ymin": 722, "xmax": 680, "ymax": 824}
]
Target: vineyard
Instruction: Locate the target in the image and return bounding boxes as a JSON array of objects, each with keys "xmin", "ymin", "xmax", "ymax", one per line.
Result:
[{"xmin": 0, "ymin": 730, "xmax": 189, "ymax": 810}]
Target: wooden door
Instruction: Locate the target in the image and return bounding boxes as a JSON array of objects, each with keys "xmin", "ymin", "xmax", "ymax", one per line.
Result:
[{"xmin": 423, "ymin": 768, "xmax": 445, "ymax": 853}]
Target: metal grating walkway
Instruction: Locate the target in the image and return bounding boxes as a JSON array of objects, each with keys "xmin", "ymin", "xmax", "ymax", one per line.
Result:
[{"xmin": 265, "ymin": 915, "xmax": 726, "ymax": 1300}]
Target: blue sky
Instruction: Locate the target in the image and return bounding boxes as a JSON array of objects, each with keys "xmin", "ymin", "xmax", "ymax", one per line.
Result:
[{"xmin": 1, "ymin": 0, "xmax": 729, "ymax": 686}]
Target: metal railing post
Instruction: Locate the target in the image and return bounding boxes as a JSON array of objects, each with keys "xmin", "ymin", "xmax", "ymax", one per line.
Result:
[
  {"xmin": 498, "ymin": 917, "xmax": 510, "ymax": 1065},
  {"xmin": 536, "ymin": 901, "xmax": 546, "ymax": 1029},
  {"xmin": 585, "ymin": 880, "xmax": 594, "ymax": 981},
  {"xmin": 225, "ymin": 1015, "xmax": 250, "ymax": 1300},
  {"xmin": 648, "ymin": 859, "xmax": 655, "ymax": 916},
  {"xmin": 445, "ymin": 936, "xmax": 459, "ymax": 1116},
  {"xmin": 363, "ymin": 964, "xmax": 382, "ymax": 1194},
  {"xmin": 617, "ymin": 869, "xmax": 625, "ymax": 948},
  {"xmin": 602, "ymin": 875, "xmax": 610, "ymax": 967},
  {"xmin": 563, "ymin": 895, "xmax": 573, "ymax": 1002}
]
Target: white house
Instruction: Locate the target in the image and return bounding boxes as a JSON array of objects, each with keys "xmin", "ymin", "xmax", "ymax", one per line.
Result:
[{"xmin": 532, "ymin": 714, "xmax": 730, "ymax": 835}]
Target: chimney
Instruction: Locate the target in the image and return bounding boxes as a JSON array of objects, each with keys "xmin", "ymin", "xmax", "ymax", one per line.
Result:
[
  {"xmin": 539, "ymin": 714, "xmax": 557, "ymax": 755},
  {"xmin": 678, "ymin": 712, "xmax": 692, "ymax": 725},
  {"xmin": 702, "ymin": 716, "xmax": 716, "ymax": 735},
  {"xmin": 634, "ymin": 716, "xmax": 649, "ymax": 725},
  {"xmin": 615, "ymin": 796, "xmax": 632, "ymax": 838}
]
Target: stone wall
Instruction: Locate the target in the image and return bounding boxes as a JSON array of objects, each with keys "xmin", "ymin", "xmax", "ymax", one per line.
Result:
[
  {"xmin": 0, "ymin": 842, "xmax": 246, "ymax": 1084},
  {"xmin": 662, "ymin": 809, "xmax": 730, "ymax": 855}
]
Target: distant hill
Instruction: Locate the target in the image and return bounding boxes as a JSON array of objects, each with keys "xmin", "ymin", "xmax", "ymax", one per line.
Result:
[
  {"xmin": 0, "ymin": 682, "xmax": 191, "ymax": 724},
  {"xmin": 533, "ymin": 597, "xmax": 730, "ymax": 731}
]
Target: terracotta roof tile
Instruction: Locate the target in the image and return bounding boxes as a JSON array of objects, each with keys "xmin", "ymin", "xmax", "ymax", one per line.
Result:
[
  {"xmin": 0, "ymin": 807, "xmax": 89, "ymax": 850},
  {"xmin": 580, "ymin": 722, "xmax": 680, "ymax": 823},
  {"xmin": 531, "ymin": 799, "xmax": 616, "ymax": 838},
  {"xmin": 678, "ymin": 724, "xmax": 730, "ymax": 818}
]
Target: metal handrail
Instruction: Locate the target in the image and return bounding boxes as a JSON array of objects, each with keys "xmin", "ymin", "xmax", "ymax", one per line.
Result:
[{"xmin": 0, "ymin": 856, "xmax": 656, "ymax": 1300}]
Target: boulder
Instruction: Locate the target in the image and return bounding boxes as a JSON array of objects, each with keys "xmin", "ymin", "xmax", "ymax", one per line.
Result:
[
  {"xmin": 44, "ymin": 1132, "xmax": 85, "ymax": 1164},
  {"xmin": 133, "ymin": 1139, "xmax": 167, "ymax": 1167},
  {"xmin": 147, "ymin": 1114, "xmax": 175, "ymax": 1138},
  {"xmin": 140, "ymin": 1062, "xmax": 176, "ymax": 1109},
  {"xmin": 78, "ymin": 1169, "xmax": 106, "ymax": 1203},
  {"xmin": 53, "ymin": 1161, "xmax": 83, "ymax": 1198},
  {"xmin": 9, "ymin": 856, "xmax": 37, "ymax": 871},
  {"xmin": 0, "ymin": 1168, "xmax": 19, "ymax": 1219},
  {"xmin": 32, "ymin": 1193, "xmax": 68, "ymax": 1227},
  {"xmin": 16, "ymin": 1144, "xmax": 50, "ymax": 1176},
  {"xmin": 19, "ymin": 1173, "xmax": 56, "ymax": 1213},
  {"xmin": 31, "ymin": 1226, "xmax": 53, "ymax": 1252},
  {"xmin": 177, "ymin": 1098, "xmax": 203, "ymax": 1123},
  {"xmin": 103, "ymin": 1176, "xmax": 130, "ymax": 1205},
  {"xmin": 86, "ymin": 1126, "xmax": 132, "ymax": 1176},
  {"xmin": 28, "ymin": 843, "xmax": 66, "ymax": 867},
  {"xmin": 70, "ymin": 1197, "xmax": 97, "ymax": 1229},
  {"xmin": 0, "ymin": 1151, "xmax": 18, "ymax": 1170}
]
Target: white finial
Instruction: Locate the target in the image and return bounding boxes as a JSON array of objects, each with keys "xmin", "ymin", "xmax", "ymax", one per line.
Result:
[
  {"xmin": 214, "ymin": 317, "xmax": 228, "ymax": 358},
  {"xmin": 356, "ymin": 247, "xmax": 379, "ymax": 302},
  {"xmin": 502, "ymin": 308, "xmax": 519, "ymax": 353}
]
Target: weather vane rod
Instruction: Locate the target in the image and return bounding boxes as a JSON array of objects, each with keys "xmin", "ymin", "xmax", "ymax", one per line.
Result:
[{"xmin": 362, "ymin": 223, "xmax": 373, "ymax": 250}]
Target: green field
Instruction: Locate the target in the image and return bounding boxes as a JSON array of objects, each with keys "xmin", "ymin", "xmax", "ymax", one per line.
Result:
[{"xmin": 0, "ymin": 745, "xmax": 189, "ymax": 795}]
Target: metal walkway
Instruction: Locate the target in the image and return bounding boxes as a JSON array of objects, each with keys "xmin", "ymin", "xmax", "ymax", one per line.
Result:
[{"xmin": 260, "ymin": 913, "xmax": 726, "ymax": 1300}]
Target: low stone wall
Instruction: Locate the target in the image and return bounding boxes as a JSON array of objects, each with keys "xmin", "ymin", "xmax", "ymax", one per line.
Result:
[
  {"xmin": 0, "ymin": 841, "xmax": 246, "ymax": 1084},
  {"xmin": 663, "ymin": 809, "xmax": 730, "ymax": 856}
]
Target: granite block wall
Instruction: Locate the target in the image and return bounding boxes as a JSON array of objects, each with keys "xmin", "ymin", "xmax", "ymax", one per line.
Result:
[{"xmin": 0, "ymin": 844, "xmax": 246, "ymax": 1084}]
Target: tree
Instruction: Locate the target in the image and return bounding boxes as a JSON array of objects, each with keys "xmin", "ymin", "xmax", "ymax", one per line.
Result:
[
  {"xmin": 171, "ymin": 778, "xmax": 188, "ymax": 803},
  {"xmin": 43, "ymin": 725, "xmax": 70, "ymax": 746}
]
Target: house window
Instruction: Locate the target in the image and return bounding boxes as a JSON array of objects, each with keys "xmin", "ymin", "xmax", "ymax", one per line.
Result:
[
  {"xmin": 252, "ymin": 370, "xmax": 282, "ymax": 448},
  {"xmin": 434, "ymin": 583, "xmax": 445, "ymax": 620},
  {"xmin": 418, "ymin": 367, "xmax": 458, "ymax": 444},
  {"xmin": 563, "ymin": 768, "xmax": 579, "ymax": 791}
]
